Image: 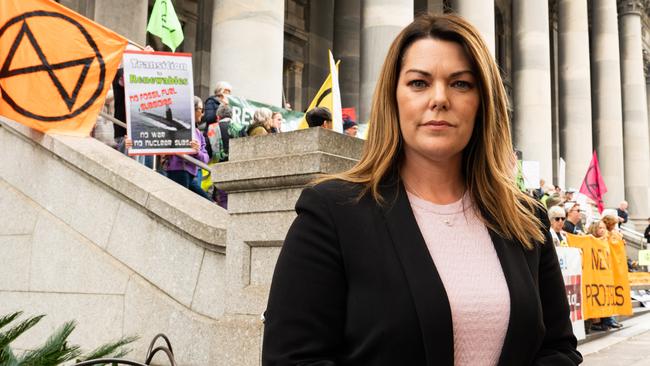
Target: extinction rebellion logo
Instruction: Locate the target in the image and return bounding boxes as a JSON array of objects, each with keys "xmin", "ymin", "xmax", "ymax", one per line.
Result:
[{"xmin": 0, "ymin": 11, "xmax": 106, "ymax": 121}]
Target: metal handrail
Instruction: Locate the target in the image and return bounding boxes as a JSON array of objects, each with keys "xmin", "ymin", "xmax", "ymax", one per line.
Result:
[{"xmin": 99, "ymin": 111, "xmax": 212, "ymax": 171}]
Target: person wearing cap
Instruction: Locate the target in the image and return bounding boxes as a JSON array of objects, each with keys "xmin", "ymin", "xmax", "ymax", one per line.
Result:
[
  {"xmin": 305, "ymin": 107, "xmax": 332, "ymax": 129},
  {"xmin": 548, "ymin": 206, "xmax": 568, "ymax": 247},
  {"xmin": 563, "ymin": 201, "xmax": 584, "ymax": 234},
  {"xmin": 343, "ymin": 119, "xmax": 358, "ymax": 137}
]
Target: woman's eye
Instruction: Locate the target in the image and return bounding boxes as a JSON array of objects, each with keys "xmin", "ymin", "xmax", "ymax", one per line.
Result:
[
  {"xmin": 407, "ymin": 80, "xmax": 428, "ymax": 89},
  {"xmin": 451, "ymin": 80, "xmax": 473, "ymax": 90}
]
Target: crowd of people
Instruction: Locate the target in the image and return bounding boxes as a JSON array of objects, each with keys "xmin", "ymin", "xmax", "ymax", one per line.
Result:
[
  {"xmin": 91, "ymin": 73, "xmax": 360, "ymax": 208},
  {"xmin": 529, "ymin": 178, "xmax": 649, "ymax": 333}
]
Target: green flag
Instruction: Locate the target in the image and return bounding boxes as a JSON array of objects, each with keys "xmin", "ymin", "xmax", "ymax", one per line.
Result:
[{"xmin": 147, "ymin": 0, "xmax": 184, "ymax": 51}]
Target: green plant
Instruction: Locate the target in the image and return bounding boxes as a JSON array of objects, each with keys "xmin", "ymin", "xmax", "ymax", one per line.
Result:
[{"xmin": 0, "ymin": 311, "xmax": 137, "ymax": 366}]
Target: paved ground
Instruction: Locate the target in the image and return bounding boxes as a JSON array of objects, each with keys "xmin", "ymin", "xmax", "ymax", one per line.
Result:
[{"xmin": 580, "ymin": 312, "xmax": 650, "ymax": 365}]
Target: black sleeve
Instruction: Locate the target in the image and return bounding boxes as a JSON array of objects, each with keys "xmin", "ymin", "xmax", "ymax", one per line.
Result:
[
  {"xmin": 533, "ymin": 213, "xmax": 583, "ymax": 365},
  {"xmin": 262, "ymin": 188, "xmax": 346, "ymax": 366}
]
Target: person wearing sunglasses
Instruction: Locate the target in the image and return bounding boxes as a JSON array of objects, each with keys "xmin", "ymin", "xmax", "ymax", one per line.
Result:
[
  {"xmin": 548, "ymin": 205, "xmax": 568, "ymax": 247},
  {"xmin": 563, "ymin": 201, "xmax": 584, "ymax": 234}
]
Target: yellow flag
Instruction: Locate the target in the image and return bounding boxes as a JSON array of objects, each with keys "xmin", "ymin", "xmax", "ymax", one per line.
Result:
[{"xmin": 298, "ymin": 50, "xmax": 342, "ymax": 131}]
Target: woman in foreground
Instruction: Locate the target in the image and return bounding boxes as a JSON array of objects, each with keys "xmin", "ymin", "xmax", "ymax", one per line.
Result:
[{"xmin": 263, "ymin": 13, "xmax": 581, "ymax": 366}]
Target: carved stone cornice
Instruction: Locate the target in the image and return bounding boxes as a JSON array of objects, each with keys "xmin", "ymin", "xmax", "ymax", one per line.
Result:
[{"xmin": 618, "ymin": 0, "xmax": 646, "ymax": 17}]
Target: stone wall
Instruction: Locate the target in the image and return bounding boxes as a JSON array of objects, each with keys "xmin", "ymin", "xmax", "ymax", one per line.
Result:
[{"xmin": 0, "ymin": 116, "xmax": 363, "ymax": 365}]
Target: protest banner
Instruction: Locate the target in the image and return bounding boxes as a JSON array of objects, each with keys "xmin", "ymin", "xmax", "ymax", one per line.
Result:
[
  {"xmin": 638, "ymin": 250, "xmax": 650, "ymax": 266},
  {"xmin": 226, "ymin": 95, "xmax": 304, "ymax": 132},
  {"xmin": 567, "ymin": 234, "xmax": 633, "ymax": 319},
  {"xmin": 556, "ymin": 246, "xmax": 585, "ymax": 340},
  {"xmin": 123, "ymin": 50, "xmax": 195, "ymax": 155},
  {"xmin": 0, "ymin": 0, "xmax": 126, "ymax": 135}
]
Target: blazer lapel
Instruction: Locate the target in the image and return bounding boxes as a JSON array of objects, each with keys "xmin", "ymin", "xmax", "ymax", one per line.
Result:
[
  {"xmin": 379, "ymin": 181, "xmax": 454, "ymax": 366},
  {"xmin": 489, "ymin": 231, "xmax": 543, "ymax": 366}
]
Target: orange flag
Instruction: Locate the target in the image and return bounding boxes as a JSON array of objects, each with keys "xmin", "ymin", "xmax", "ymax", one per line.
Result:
[{"xmin": 0, "ymin": 0, "xmax": 127, "ymax": 135}]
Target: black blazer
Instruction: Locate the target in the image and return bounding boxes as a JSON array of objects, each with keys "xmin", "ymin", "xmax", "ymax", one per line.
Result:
[{"xmin": 263, "ymin": 179, "xmax": 582, "ymax": 366}]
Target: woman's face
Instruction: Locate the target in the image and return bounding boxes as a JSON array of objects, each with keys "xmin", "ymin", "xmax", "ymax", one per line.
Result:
[
  {"xmin": 272, "ymin": 113, "xmax": 282, "ymax": 129},
  {"xmin": 596, "ymin": 222, "xmax": 607, "ymax": 238},
  {"xmin": 396, "ymin": 38, "xmax": 480, "ymax": 165},
  {"xmin": 195, "ymin": 104, "xmax": 203, "ymax": 126},
  {"xmin": 551, "ymin": 215, "xmax": 565, "ymax": 232}
]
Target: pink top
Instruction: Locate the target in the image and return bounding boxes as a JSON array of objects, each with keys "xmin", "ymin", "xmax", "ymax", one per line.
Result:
[{"xmin": 408, "ymin": 191, "xmax": 510, "ymax": 366}]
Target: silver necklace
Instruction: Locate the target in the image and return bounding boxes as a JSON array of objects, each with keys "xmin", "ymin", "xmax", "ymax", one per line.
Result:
[{"xmin": 405, "ymin": 183, "xmax": 459, "ymax": 227}]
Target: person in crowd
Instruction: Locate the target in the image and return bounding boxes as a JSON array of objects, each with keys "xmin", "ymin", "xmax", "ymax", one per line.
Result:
[
  {"xmin": 564, "ymin": 189, "xmax": 575, "ymax": 203},
  {"xmin": 554, "ymin": 185, "xmax": 562, "ymax": 194},
  {"xmin": 248, "ymin": 107, "xmax": 274, "ymax": 136},
  {"xmin": 188, "ymin": 97, "xmax": 213, "ymax": 201},
  {"xmin": 644, "ymin": 217, "xmax": 650, "ymax": 243},
  {"xmin": 343, "ymin": 118, "xmax": 358, "ymax": 137},
  {"xmin": 533, "ymin": 179, "xmax": 545, "ymax": 200},
  {"xmin": 164, "ymin": 97, "xmax": 211, "ymax": 200},
  {"xmin": 617, "ymin": 200, "xmax": 629, "ymax": 225},
  {"xmin": 202, "ymin": 81, "xmax": 233, "ymax": 129},
  {"xmin": 597, "ymin": 214, "xmax": 625, "ymax": 330},
  {"xmin": 548, "ymin": 205, "xmax": 568, "ymax": 247},
  {"xmin": 585, "ymin": 220, "xmax": 615, "ymax": 331},
  {"xmin": 263, "ymin": 13, "xmax": 581, "ymax": 365},
  {"xmin": 92, "ymin": 89, "xmax": 116, "ymax": 148},
  {"xmin": 305, "ymin": 106, "xmax": 333, "ymax": 128},
  {"xmin": 545, "ymin": 193, "xmax": 563, "ymax": 209},
  {"xmin": 270, "ymin": 112, "xmax": 282, "ymax": 133},
  {"xmin": 563, "ymin": 201, "xmax": 584, "ymax": 234}
]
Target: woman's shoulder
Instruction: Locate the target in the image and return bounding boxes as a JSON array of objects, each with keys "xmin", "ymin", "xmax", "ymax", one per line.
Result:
[{"xmin": 307, "ymin": 179, "xmax": 365, "ymax": 201}]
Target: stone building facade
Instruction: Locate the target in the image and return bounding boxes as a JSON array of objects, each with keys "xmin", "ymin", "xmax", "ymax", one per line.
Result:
[{"xmin": 57, "ymin": 0, "xmax": 650, "ymax": 220}]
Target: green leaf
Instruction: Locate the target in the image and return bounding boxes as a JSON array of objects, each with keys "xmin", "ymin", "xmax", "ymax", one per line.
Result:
[
  {"xmin": 0, "ymin": 312, "xmax": 23, "ymax": 332},
  {"xmin": 17, "ymin": 321, "xmax": 81, "ymax": 366},
  {"xmin": 77, "ymin": 335, "xmax": 138, "ymax": 361},
  {"xmin": 0, "ymin": 314, "xmax": 45, "ymax": 351}
]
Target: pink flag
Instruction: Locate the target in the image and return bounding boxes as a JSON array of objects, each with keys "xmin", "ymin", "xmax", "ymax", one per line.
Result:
[{"xmin": 579, "ymin": 151, "xmax": 608, "ymax": 213}]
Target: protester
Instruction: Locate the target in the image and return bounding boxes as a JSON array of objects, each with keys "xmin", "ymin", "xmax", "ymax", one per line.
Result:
[
  {"xmin": 202, "ymin": 81, "xmax": 232, "ymax": 128},
  {"xmin": 305, "ymin": 106, "xmax": 332, "ymax": 128},
  {"xmin": 595, "ymin": 214, "xmax": 625, "ymax": 330},
  {"xmin": 533, "ymin": 179, "xmax": 546, "ymax": 200},
  {"xmin": 343, "ymin": 118, "xmax": 358, "ymax": 137},
  {"xmin": 617, "ymin": 200, "xmax": 629, "ymax": 225},
  {"xmin": 92, "ymin": 89, "xmax": 116, "ymax": 147},
  {"xmin": 644, "ymin": 217, "xmax": 650, "ymax": 243},
  {"xmin": 189, "ymin": 97, "xmax": 213, "ymax": 201},
  {"xmin": 545, "ymin": 193, "xmax": 563, "ymax": 209},
  {"xmin": 585, "ymin": 220, "xmax": 618, "ymax": 331},
  {"xmin": 270, "ymin": 112, "xmax": 282, "ymax": 133},
  {"xmin": 563, "ymin": 201, "xmax": 584, "ymax": 234},
  {"xmin": 564, "ymin": 189, "xmax": 575, "ymax": 203},
  {"xmin": 548, "ymin": 206, "xmax": 568, "ymax": 247},
  {"xmin": 263, "ymin": 14, "xmax": 581, "ymax": 365},
  {"xmin": 163, "ymin": 97, "xmax": 211, "ymax": 200},
  {"xmin": 248, "ymin": 107, "xmax": 273, "ymax": 136}
]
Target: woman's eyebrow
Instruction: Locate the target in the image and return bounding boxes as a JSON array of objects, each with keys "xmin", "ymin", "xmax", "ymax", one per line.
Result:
[{"xmin": 404, "ymin": 69, "xmax": 475, "ymax": 78}]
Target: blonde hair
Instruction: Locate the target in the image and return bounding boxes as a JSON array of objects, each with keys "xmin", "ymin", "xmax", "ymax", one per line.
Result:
[
  {"xmin": 601, "ymin": 215, "xmax": 618, "ymax": 232},
  {"xmin": 318, "ymin": 13, "xmax": 544, "ymax": 249},
  {"xmin": 588, "ymin": 220, "xmax": 606, "ymax": 238},
  {"xmin": 253, "ymin": 107, "xmax": 273, "ymax": 125}
]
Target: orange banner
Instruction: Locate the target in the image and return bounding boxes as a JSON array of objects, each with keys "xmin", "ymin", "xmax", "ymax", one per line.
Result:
[
  {"xmin": 567, "ymin": 234, "xmax": 633, "ymax": 319},
  {"xmin": 0, "ymin": 0, "xmax": 127, "ymax": 135}
]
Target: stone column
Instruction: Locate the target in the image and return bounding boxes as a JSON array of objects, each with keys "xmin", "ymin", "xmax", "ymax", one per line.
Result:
[
  {"xmin": 512, "ymin": 1, "xmax": 553, "ymax": 183},
  {"xmin": 591, "ymin": 0, "xmax": 626, "ymax": 207},
  {"xmin": 619, "ymin": 0, "xmax": 650, "ymax": 218},
  {"xmin": 428, "ymin": 0, "xmax": 445, "ymax": 13},
  {"xmin": 210, "ymin": 1, "xmax": 285, "ymax": 106},
  {"xmin": 360, "ymin": 0, "xmax": 413, "ymax": 124},
  {"xmin": 451, "ymin": 0, "xmax": 495, "ymax": 56},
  {"xmin": 334, "ymin": 0, "xmax": 361, "ymax": 118},
  {"xmin": 558, "ymin": 0, "xmax": 592, "ymax": 189},
  {"xmin": 93, "ymin": 0, "xmax": 148, "ymax": 45},
  {"xmin": 193, "ymin": 0, "xmax": 213, "ymax": 99},
  {"xmin": 306, "ymin": 1, "xmax": 335, "ymax": 106}
]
